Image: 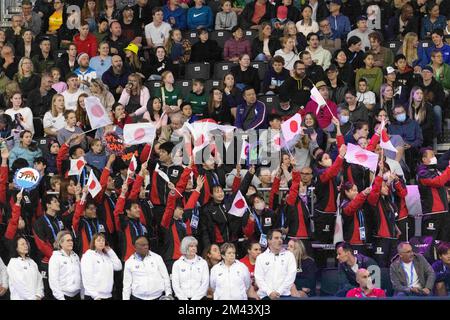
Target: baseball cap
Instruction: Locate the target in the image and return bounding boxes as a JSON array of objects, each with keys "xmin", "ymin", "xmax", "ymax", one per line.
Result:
[
  {"xmin": 386, "ymin": 66, "xmax": 395, "ymax": 74},
  {"xmin": 422, "ymin": 65, "xmax": 433, "ymax": 73},
  {"xmin": 315, "ymin": 81, "xmax": 327, "ymax": 88},
  {"xmin": 277, "ymin": 6, "xmax": 288, "ymax": 20}
]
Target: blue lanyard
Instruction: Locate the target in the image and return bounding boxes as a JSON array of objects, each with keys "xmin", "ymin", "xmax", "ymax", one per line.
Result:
[
  {"xmin": 357, "ymin": 210, "xmax": 365, "ymax": 228},
  {"xmin": 44, "ymin": 215, "xmax": 59, "ymax": 241},
  {"xmin": 130, "ymin": 219, "xmax": 144, "ymax": 236},
  {"xmin": 107, "ymin": 196, "xmax": 116, "ymax": 211},
  {"xmin": 252, "ymin": 211, "xmax": 263, "ymax": 233},
  {"xmin": 280, "ymin": 208, "xmax": 285, "ymax": 226},
  {"xmin": 402, "ymin": 262, "xmax": 414, "ymax": 287},
  {"xmin": 84, "ymin": 218, "xmax": 100, "ymax": 240},
  {"xmin": 211, "ymin": 172, "xmax": 219, "ymax": 186}
]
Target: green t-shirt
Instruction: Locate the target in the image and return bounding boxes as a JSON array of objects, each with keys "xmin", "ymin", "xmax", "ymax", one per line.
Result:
[
  {"xmin": 154, "ymin": 86, "xmax": 182, "ymax": 107},
  {"xmin": 186, "ymin": 91, "xmax": 208, "ymax": 115}
]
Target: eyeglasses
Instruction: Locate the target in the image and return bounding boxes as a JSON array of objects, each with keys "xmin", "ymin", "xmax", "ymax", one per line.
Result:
[
  {"xmin": 300, "ymin": 172, "xmax": 312, "ymax": 175},
  {"xmin": 320, "ymin": 23, "xmax": 330, "ymax": 27}
]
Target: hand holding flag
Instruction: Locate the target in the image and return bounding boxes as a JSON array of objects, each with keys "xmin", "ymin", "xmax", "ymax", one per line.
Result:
[
  {"xmin": 229, "ymin": 190, "xmax": 249, "ymax": 217},
  {"xmin": 156, "ymin": 163, "xmax": 183, "ymax": 197},
  {"xmin": 69, "ymin": 157, "xmax": 86, "ymax": 176},
  {"xmin": 379, "ymin": 120, "xmax": 397, "ymax": 153},
  {"xmin": 87, "ymin": 170, "xmax": 101, "ymax": 198},
  {"xmin": 84, "ymin": 96, "xmax": 112, "ymax": 130}
]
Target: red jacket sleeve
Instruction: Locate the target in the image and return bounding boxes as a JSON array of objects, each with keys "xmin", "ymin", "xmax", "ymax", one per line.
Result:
[
  {"xmin": 394, "ymin": 180, "xmax": 408, "ymax": 198},
  {"xmin": 175, "ymin": 167, "xmax": 192, "ymax": 194},
  {"xmin": 140, "ymin": 144, "xmax": 151, "ymax": 164},
  {"xmin": 128, "ymin": 174, "xmax": 144, "ymax": 201},
  {"xmin": 231, "ymin": 176, "xmax": 241, "ymax": 194},
  {"xmin": 342, "ymin": 192, "xmax": 367, "ymax": 217},
  {"xmin": 286, "ymin": 171, "xmax": 301, "ymax": 206},
  {"xmin": 336, "ymin": 134, "xmax": 345, "ymax": 149},
  {"xmin": 97, "ymin": 167, "xmax": 111, "ymax": 203},
  {"xmin": 0, "ymin": 165, "xmax": 8, "ymax": 205},
  {"xmin": 161, "ymin": 191, "xmax": 177, "ymax": 229},
  {"xmin": 185, "ymin": 190, "xmax": 201, "ymax": 210},
  {"xmin": 366, "ymin": 133, "xmax": 380, "ymax": 152},
  {"xmin": 367, "ymin": 176, "xmax": 383, "ymax": 206},
  {"xmin": 5, "ymin": 204, "xmax": 21, "ymax": 240},
  {"xmin": 243, "ymin": 215, "xmax": 255, "ymax": 238},
  {"xmin": 319, "ymin": 156, "xmax": 344, "ymax": 183},
  {"xmin": 72, "ymin": 200, "xmax": 85, "ymax": 233},
  {"xmin": 113, "ymin": 196, "xmax": 126, "ymax": 231},
  {"xmin": 56, "ymin": 143, "xmax": 69, "ymax": 175},
  {"xmin": 269, "ymin": 176, "xmax": 281, "ymax": 210},
  {"xmin": 418, "ymin": 166, "xmax": 450, "ymax": 188}
]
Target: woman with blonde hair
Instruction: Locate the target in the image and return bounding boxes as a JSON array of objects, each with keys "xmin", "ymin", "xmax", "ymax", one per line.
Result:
[
  {"xmin": 118, "ymin": 72, "xmax": 150, "ymax": 117},
  {"xmin": 48, "ymin": 231, "xmax": 82, "ymax": 300},
  {"xmin": 14, "ymin": 57, "xmax": 40, "ymax": 99},
  {"xmin": 378, "ymin": 83, "xmax": 395, "ymax": 121},
  {"xmin": 89, "ymin": 78, "xmax": 115, "ymax": 111},
  {"xmin": 287, "ymin": 239, "xmax": 317, "ymax": 297},
  {"xmin": 274, "ymin": 36, "xmax": 299, "ymax": 71},
  {"xmin": 43, "ymin": 94, "xmax": 66, "ymax": 137},
  {"xmin": 408, "ymin": 86, "xmax": 434, "ymax": 147},
  {"xmin": 400, "ymin": 32, "xmax": 427, "ymax": 71},
  {"xmin": 251, "ymin": 22, "xmax": 278, "ymax": 61},
  {"xmin": 283, "ymin": 21, "xmax": 306, "ymax": 53}
]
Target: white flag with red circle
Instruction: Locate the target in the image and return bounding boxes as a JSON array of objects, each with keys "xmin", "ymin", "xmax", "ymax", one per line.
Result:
[
  {"xmin": 87, "ymin": 170, "xmax": 101, "ymax": 198},
  {"xmin": 229, "ymin": 190, "xmax": 249, "ymax": 217},
  {"xmin": 379, "ymin": 120, "xmax": 398, "ymax": 153},
  {"xmin": 128, "ymin": 154, "xmax": 137, "ymax": 173},
  {"xmin": 281, "ymin": 113, "xmax": 302, "ymax": 145},
  {"xmin": 310, "ymin": 86, "xmax": 327, "ymax": 108},
  {"xmin": 273, "ymin": 132, "xmax": 282, "ymax": 151},
  {"xmin": 123, "ymin": 123, "xmax": 156, "ymax": 145},
  {"xmin": 85, "ymin": 96, "xmax": 112, "ymax": 129},
  {"xmin": 69, "ymin": 157, "xmax": 86, "ymax": 176},
  {"xmin": 345, "ymin": 143, "xmax": 379, "ymax": 172}
]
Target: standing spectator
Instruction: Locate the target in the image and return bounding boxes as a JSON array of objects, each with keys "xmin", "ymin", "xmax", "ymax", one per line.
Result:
[
  {"xmin": 171, "ymin": 236, "xmax": 209, "ymax": 300},
  {"xmin": 73, "ymin": 21, "xmax": 98, "ymax": 58},
  {"xmin": 210, "ymin": 243, "xmax": 251, "ymax": 300},
  {"xmin": 7, "ymin": 236, "xmax": 44, "ymax": 300},
  {"xmin": 223, "ymin": 26, "xmax": 251, "ymax": 62},
  {"xmin": 187, "ymin": 0, "xmax": 214, "ymax": 31},
  {"xmin": 296, "ymin": 5, "xmax": 319, "ymax": 38},
  {"xmin": 433, "ymin": 242, "xmax": 450, "ymax": 296},
  {"xmin": 327, "ymin": 0, "xmax": 351, "ymax": 41},
  {"xmin": 390, "ymin": 242, "xmax": 435, "ymax": 296},
  {"xmin": 346, "ymin": 268, "xmax": 386, "ymax": 298},
  {"xmin": 48, "ymin": 231, "xmax": 82, "ymax": 300},
  {"xmin": 81, "ymin": 233, "xmax": 122, "ymax": 300},
  {"xmin": 163, "ymin": 0, "xmax": 188, "ymax": 31},
  {"xmin": 421, "ymin": 2, "xmax": 446, "ymax": 40},
  {"xmin": 145, "ymin": 7, "xmax": 172, "ymax": 49},
  {"xmin": 122, "ymin": 236, "xmax": 173, "ymax": 300},
  {"xmin": 215, "ymin": 0, "xmax": 238, "ymax": 31},
  {"xmin": 235, "ymin": 86, "xmax": 267, "ymax": 130},
  {"xmin": 254, "ymin": 229, "xmax": 297, "ymax": 300}
]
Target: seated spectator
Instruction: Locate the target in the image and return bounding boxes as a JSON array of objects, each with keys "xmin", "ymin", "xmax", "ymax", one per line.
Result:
[
  {"xmin": 346, "ymin": 268, "xmax": 386, "ymax": 298},
  {"xmin": 318, "ymin": 17, "xmax": 341, "ymax": 53},
  {"xmin": 231, "ymin": 54, "xmax": 260, "ymax": 93},
  {"xmin": 119, "ymin": 5, "xmax": 143, "ymax": 46},
  {"xmin": 279, "ymin": 0, "xmax": 300, "ymax": 22},
  {"xmin": 102, "ymin": 54, "xmax": 131, "ymax": 101},
  {"xmin": 426, "ymin": 29, "xmax": 450, "ymax": 66},
  {"xmin": 367, "ymin": 31, "xmax": 393, "ymax": 69},
  {"xmin": 221, "ymin": 72, "xmax": 243, "ymax": 117},
  {"xmin": 104, "ymin": 20, "xmax": 128, "ymax": 57},
  {"xmin": 429, "ymin": 49, "xmax": 450, "ymax": 92},
  {"xmin": 6, "ymin": 14, "xmax": 25, "ymax": 48},
  {"xmin": 344, "ymin": 36, "xmax": 365, "ymax": 71},
  {"xmin": 215, "ymin": 0, "xmax": 238, "ymax": 31},
  {"xmin": 262, "ymin": 55, "xmax": 290, "ymax": 95},
  {"xmin": 296, "ymin": 5, "xmax": 319, "ymax": 38},
  {"xmin": 356, "ymin": 78, "xmax": 375, "ymax": 110},
  {"xmin": 283, "ymin": 21, "xmax": 307, "ymax": 53},
  {"xmin": 347, "ymin": 15, "xmax": 371, "ymax": 50},
  {"xmin": 80, "ymin": 0, "xmax": 98, "ymax": 33},
  {"xmin": 386, "ymin": 3, "xmax": 419, "ymax": 41},
  {"xmin": 44, "ymin": 0, "xmax": 66, "ymax": 36},
  {"xmin": 165, "ymin": 28, "xmax": 192, "ymax": 67},
  {"xmin": 235, "ymin": 86, "xmax": 267, "ymax": 130},
  {"xmin": 5, "ymin": 91, "xmax": 34, "ymax": 135},
  {"xmin": 99, "ymin": 0, "xmax": 120, "ymax": 24},
  {"xmin": 204, "ymin": 88, "xmax": 233, "ymax": 124},
  {"xmin": 56, "ymin": 43, "xmax": 78, "ymax": 79},
  {"xmin": 123, "ymin": 42, "xmax": 143, "ymax": 74},
  {"xmin": 190, "ymin": 28, "xmax": 222, "ymax": 65},
  {"xmin": 118, "ymin": 73, "xmax": 150, "ymax": 116},
  {"xmin": 93, "ymin": 18, "xmax": 111, "ymax": 44},
  {"xmin": 43, "ymin": 94, "xmax": 66, "ymax": 137},
  {"xmin": 390, "ymin": 242, "xmax": 435, "ymax": 296},
  {"xmin": 62, "ymin": 72, "xmax": 84, "ymax": 111},
  {"xmin": 336, "ymin": 242, "xmax": 378, "ymax": 297},
  {"xmin": 21, "ymin": 0, "xmax": 42, "ymax": 37},
  {"xmin": 185, "ymin": 79, "xmax": 208, "ymax": 116},
  {"xmin": 393, "ymin": 55, "xmax": 414, "ymax": 102},
  {"xmin": 224, "ymin": 26, "xmax": 251, "ymax": 62},
  {"xmin": 306, "ymin": 32, "xmax": 332, "ymax": 70},
  {"xmin": 74, "ymin": 52, "xmax": 96, "ymax": 91},
  {"xmin": 28, "ymin": 72, "xmax": 56, "ymax": 118},
  {"xmin": 327, "ymin": 0, "xmax": 351, "ymax": 41},
  {"xmin": 31, "ymin": 38, "xmax": 56, "ymax": 74},
  {"xmin": 302, "ymin": 81, "xmax": 337, "ymax": 130},
  {"xmin": 400, "ymin": 32, "xmax": 427, "ymax": 71},
  {"xmin": 111, "ymin": 102, "xmax": 132, "ymax": 129},
  {"xmin": 9, "ymin": 130, "xmax": 42, "ymax": 167},
  {"xmin": 14, "ymin": 57, "xmax": 41, "ymax": 101},
  {"xmin": 16, "ymin": 29, "xmax": 39, "ymax": 60},
  {"xmin": 73, "ymin": 20, "xmax": 98, "ymax": 58},
  {"xmin": 144, "ymin": 7, "xmax": 172, "ymax": 49},
  {"xmin": 57, "ymin": 110, "xmax": 87, "ymax": 149},
  {"xmin": 89, "ymin": 41, "xmax": 112, "ymax": 80},
  {"xmin": 355, "ymin": 53, "xmax": 383, "ymax": 95},
  {"xmin": 274, "ymin": 36, "xmax": 299, "ymax": 71},
  {"xmin": 51, "ymin": 67, "xmax": 68, "ymax": 94},
  {"xmin": 89, "ymin": 78, "xmax": 115, "ymax": 111},
  {"xmin": 146, "ymin": 46, "xmax": 174, "ymax": 80},
  {"xmin": 187, "ymin": 0, "xmax": 214, "ymax": 31},
  {"xmin": 326, "ymin": 63, "xmax": 348, "ymax": 105},
  {"xmin": 251, "ymin": 22, "xmax": 278, "ymax": 62},
  {"xmin": 153, "ymin": 71, "xmax": 183, "ymax": 117},
  {"xmin": 131, "ymin": 0, "xmax": 153, "ymax": 28},
  {"xmin": 433, "ymin": 242, "xmax": 450, "ymax": 296},
  {"xmin": 75, "ymin": 93, "xmax": 90, "ymax": 132},
  {"xmin": 163, "ymin": 0, "xmax": 188, "ymax": 31},
  {"xmin": 332, "ymin": 49, "xmax": 355, "ymax": 86},
  {"xmin": 299, "ymin": 50, "xmax": 326, "ymax": 84},
  {"xmin": 421, "ymin": 2, "xmax": 446, "ymax": 40},
  {"xmin": 408, "ymin": 86, "xmax": 434, "ymax": 148},
  {"xmin": 287, "ymin": 239, "xmax": 317, "ymax": 297},
  {"xmin": 143, "ymin": 97, "xmax": 168, "ymax": 129},
  {"xmin": 240, "ymin": 0, "xmax": 275, "ymax": 30},
  {"xmin": 85, "ymin": 138, "xmax": 107, "ymax": 171},
  {"xmin": 279, "ymin": 60, "xmax": 314, "ymax": 110},
  {"xmin": 271, "ymin": 5, "xmax": 291, "ymax": 36}
]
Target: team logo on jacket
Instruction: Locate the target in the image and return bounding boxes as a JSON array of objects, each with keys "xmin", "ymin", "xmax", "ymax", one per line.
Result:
[
  {"xmin": 171, "ymin": 170, "xmax": 179, "ymax": 177},
  {"xmin": 323, "ymin": 225, "xmax": 330, "ymax": 232},
  {"xmin": 375, "ymin": 247, "xmax": 384, "ymax": 255},
  {"xmin": 427, "ymin": 223, "xmax": 435, "ymax": 231}
]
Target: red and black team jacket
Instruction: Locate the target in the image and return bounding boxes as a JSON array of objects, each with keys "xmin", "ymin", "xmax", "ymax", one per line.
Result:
[
  {"xmin": 367, "ymin": 176, "xmax": 404, "ymax": 239},
  {"xmin": 191, "ymin": 165, "xmax": 226, "ymax": 205},
  {"xmin": 97, "ymin": 167, "xmax": 118, "ymax": 235},
  {"xmin": 341, "ymin": 192, "xmax": 369, "ymax": 245},
  {"xmin": 73, "ymin": 200, "xmax": 109, "ymax": 255},
  {"xmin": 314, "ymin": 155, "xmax": 344, "ymax": 214},
  {"xmin": 242, "ymin": 208, "xmax": 277, "ymax": 242},
  {"xmin": 392, "ymin": 179, "xmax": 409, "ymax": 222},
  {"xmin": 149, "ymin": 161, "xmax": 183, "ymax": 206},
  {"xmin": 284, "ymin": 171, "xmax": 311, "ymax": 239},
  {"xmin": 0, "ymin": 164, "xmax": 8, "ymax": 225},
  {"xmin": 128, "ymin": 173, "xmax": 156, "ymax": 238},
  {"xmin": 417, "ymin": 164, "xmax": 450, "ymax": 216},
  {"xmin": 33, "ymin": 213, "xmax": 65, "ymax": 264}
]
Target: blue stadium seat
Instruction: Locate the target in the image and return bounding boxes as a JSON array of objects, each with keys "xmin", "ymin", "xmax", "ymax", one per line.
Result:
[
  {"xmin": 213, "ymin": 61, "xmax": 237, "ymax": 80},
  {"xmin": 319, "ymin": 268, "xmax": 340, "ymax": 296},
  {"xmin": 185, "ymin": 63, "xmax": 211, "ymax": 80}
]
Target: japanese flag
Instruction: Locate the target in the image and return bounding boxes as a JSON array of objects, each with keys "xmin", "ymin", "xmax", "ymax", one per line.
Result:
[
  {"xmin": 128, "ymin": 154, "xmax": 138, "ymax": 173},
  {"xmin": 240, "ymin": 140, "xmax": 249, "ymax": 161},
  {"xmin": 229, "ymin": 191, "xmax": 248, "ymax": 217},
  {"xmin": 273, "ymin": 132, "xmax": 282, "ymax": 151},
  {"xmin": 69, "ymin": 157, "xmax": 86, "ymax": 176},
  {"xmin": 184, "ymin": 122, "xmax": 213, "ymax": 154},
  {"xmin": 310, "ymin": 86, "xmax": 327, "ymax": 108},
  {"xmin": 281, "ymin": 113, "xmax": 302, "ymax": 145},
  {"xmin": 85, "ymin": 96, "xmax": 112, "ymax": 129},
  {"xmin": 155, "ymin": 163, "xmax": 170, "ymax": 183},
  {"xmin": 379, "ymin": 120, "xmax": 397, "ymax": 153},
  {"xmin": 87, "ymin": 170, "xmax": 101, "ymax": 198},
  {"xmin": 345, "ymin": 143, "xmax": 379, "ymax": 172},
  {"xmin": 124, "ymin": 123, "xmax": 156, "ymax": 145}
]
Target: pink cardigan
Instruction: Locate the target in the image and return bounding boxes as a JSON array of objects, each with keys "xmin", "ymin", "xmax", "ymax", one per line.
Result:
[{"xmin": 118, "ymin": 87, "xmax": 150, "ymax": 116}]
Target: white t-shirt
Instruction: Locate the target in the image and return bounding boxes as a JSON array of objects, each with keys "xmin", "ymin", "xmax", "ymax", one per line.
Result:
[
  {"xmin": 43, "ymin": 112, "xmax": 66, "ymax": 133},
  {"xmin": 62, "ymin": 89, "xmax": 84, "ymax": 111},
  {"xmin": 274, "ymin": 49, "xmax": 299, "ymax": 71},
  {"xmin": 402, "ymin": 261, "xmax": 421, "ymax": 289},
  {"xmin": 357, "ymin": 91, "xmax": 376, "ymax": 105},
  {"xmin": 5, "ymin": 107, "xmax": 35, "ymax": 134},
  {"xmin": 144, "ymin": 21, "xmax": 172, "ymax": 47}
]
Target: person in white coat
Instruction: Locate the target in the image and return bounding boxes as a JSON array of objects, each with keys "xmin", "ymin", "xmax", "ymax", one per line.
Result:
[
  {"xmin": 48, "ymin": 231, "xmax": 82, "ymax": 300},
  {"xmin": 122, "ymin": 236, "xmax": 173, "ymax": 300},
  {"xmin": 210, "ymin": 243, "xmax": 251, "ymax": 300},
  {"xmin": 0, "ymin": 256, "xmax": 8, "ymax": 300},
  {"xmin": 80, "ymin": 233, "xmax": 122, "ymax": 300},
  {"xmin": 254, "ymin": 229, "xmax": 298, "ymax": 300},
  {"xmin": 7, "ymin": 236, "xmax": 44, "ymax": 300},
  {"xmin": 171, "ymin": 236, "xmax": 209, "ymax": 300}
]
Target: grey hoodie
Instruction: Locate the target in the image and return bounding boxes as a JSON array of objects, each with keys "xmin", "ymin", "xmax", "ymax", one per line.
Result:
[{"xmin": 215, "ymin": 11, "xmax": 237, "ymax": 31}]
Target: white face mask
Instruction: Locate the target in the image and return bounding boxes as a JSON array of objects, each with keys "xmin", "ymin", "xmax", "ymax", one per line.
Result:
[
  {"xmin": 254, "ymin": 202, "xmax": 265, "ymax": 211},
  {"xmin": 429, "ymin": 157, "xmax": 437, "ymax": 165}
]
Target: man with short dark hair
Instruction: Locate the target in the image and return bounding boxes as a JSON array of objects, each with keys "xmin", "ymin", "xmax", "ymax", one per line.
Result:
[
  {"xmin": 145, "ymin": 7, "xmax": 172, "ymax": 48},
  {"xmin": 299, "ymin": 50, "xmax": 326, "ymax": 84},
  {"xmin": 279, "ymin": 60, "xmax": 315, "ymax": 111},
  {"xmin": 235, "ymin": 87, "xmax": 267, "ymax": 130},
  {"xmin": 31, "ymin": 38, "xmax": 55, "ymax": 73},
  {"xmin": 120, "ymin": 5, "xmax": 143, "ymax": 45},
  {"xmin": 102, "ymin": 55, "xmax": 131, "ymax": 100},
  {"xmin": 387, "ymin": 3, "xmax": 419, "ymax": 41},
  {"xmin": 390, "ymin": 242, "xmax": 435, "ymax": 296},
  {"xmin": 6, "ymin": 14, "xmax": 24, "ymax": 48},
  {"xmin": 104, "ymin": 21, "xmax": 128, "ymax": 57},
  {"xmin": 347, "ymin": 15, "xmax": 371, "ymax": 50},
  {"xmin": 28, "ymin": 72, "xmax": 56, "ymax": 118},
  {"xmin": 326, "ymin": 0, "xmax": 351, "ymax": 40},
  {"xmin": 344, "ymin": 36, "xmax": 365, "ymax": 70},
  {"xmin": 22, "ymin": 0, "xmax": 42, "ymax": 36}
]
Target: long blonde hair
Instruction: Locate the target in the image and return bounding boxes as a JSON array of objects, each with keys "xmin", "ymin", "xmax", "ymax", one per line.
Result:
[
  {"xmin": 379, "ymin": 83, "xmax": 394, "ymax": 111},
  {"xmin": 402, "ymin": 32, "xmax": 419, "ymax": 67},
  {"xmin": 50, "ymin": 93, "xmax": 65, "ymax": 117},
  {"xmin": 16, "ymin": 57, "xmax": 34, "ymax": 81},
  {"xmin": 290, "ymin": 240, "xmax": 312, "ymax": 270},
  {"xmin": 408, "ymin": 86, "xmax": 427, "ymax": 124}
]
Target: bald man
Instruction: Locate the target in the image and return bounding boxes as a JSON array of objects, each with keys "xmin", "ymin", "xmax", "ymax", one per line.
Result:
[{"xmin": 346, "ymin": 269, "xmax": 386, "ymax": 298}]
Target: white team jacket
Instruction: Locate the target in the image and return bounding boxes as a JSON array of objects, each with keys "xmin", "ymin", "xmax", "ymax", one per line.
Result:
[
  {"xmin": 48, "ymin": 250, "xmax": 82, "ymax": 300},
  {"xmin": 122, "ymin": 252, "xmax": 172, "ymax": 300},
  {"xmin": 0, "ymin": 257, "xmax": 8, "ymax": 290},
  {"xmin": 254, "ymin": 248, "xmax": 297, "ymax": 298},
  {"xmin": 171, "ymin": 255, "xmax": 209, "ymax": 300},
  {"xmin": 210, "ymin": 260, "xmax": 251, "ymax": 300},
  {"xmin": 7, "ymin": 257, "xmax": 44, "ymax": 300},
  {"xmin": 80, "ymin": 249, "xmax": 122, "ymax": 299}
]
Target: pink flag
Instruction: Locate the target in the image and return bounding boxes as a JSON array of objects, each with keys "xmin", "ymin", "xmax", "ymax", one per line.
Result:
[
  {"xmin": 68, "ymin": 157, "xmax": 86, "ymax": 176},
  {"xmin": 333, "ymin": 208, "xmax": 344, "ymax": 244},
  {"xmin": 379, "ymin": 120, "xmax": 397, "ymax": 153},
  {"xmin": 124, "ymin": 123, "xmax": 156, "ymax": 145},
  {"xmin": 310, "ymin": 86, "xmax": 327, "ymax": 108},
  {"xmin": 85, "ymin": 97, "xmax": 112, "ymax": 129},
  {"xmin": 128, "ymin": 154, "xmax": 137, "ymax": 173},
  {"xmin": 281, "ymin": 113, "xmax": 302, "ymax": 145},
  {"xmin": 240, "ymin": 141, "xmax": 249, "ymax": 161},
  {"xmin": 87, "ymin": 170, "xmax": 101, "ymax": 198},
  {"xmin": 273, "ymin": 132, "xmax": 282, "ymax": 151},
  {"xmin": 345, "ymin": 143, "xmax": 379, "ymax": 172},
  {"xmin": 229, "ymin": 190, "xmax": 249, "ymax": 217}
]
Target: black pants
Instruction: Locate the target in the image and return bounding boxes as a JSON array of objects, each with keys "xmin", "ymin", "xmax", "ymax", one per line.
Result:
[
  {"xmin": 373, "ymin": 238, "xmax": 398, "ymax": 268},
  {"xmin": 130, "ymin": 295, "xmax": 144, "ymax": 300},
  {"xmin": 65, "ymin": 293, "xmax": 81, "ymax": 300},
  {"xmin": 422, "ymin": 214, "xmax": 445, "ymax": 241},
  {"xmin": 397, "ymin": 217, "xmax": 415, "ymax": 242},
  {"xmin": 84, "ymin": 295, "xmax": 113, "ymax": 300},
  {"xmin": 313, "ymin": 212, "xmax": 336, "ymax": 244}
]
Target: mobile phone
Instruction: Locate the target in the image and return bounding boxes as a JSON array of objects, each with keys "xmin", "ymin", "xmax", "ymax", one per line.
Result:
[{"xmin": 304, "ymin": 128, "xmax": 314, "ymax": 135}]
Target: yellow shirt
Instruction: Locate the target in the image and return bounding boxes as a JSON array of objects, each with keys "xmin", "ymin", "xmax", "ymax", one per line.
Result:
[{"xmin": 48, "ymin": 11, "xmax": 63, "ymax": 32}]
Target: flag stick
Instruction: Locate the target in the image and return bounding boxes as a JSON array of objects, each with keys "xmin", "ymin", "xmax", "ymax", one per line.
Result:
[
  {"xmin": 82, "ymin": 123, "xmax": 111, "ymax": 135},
  {"xmin": 171, "ymin": 184, "xmax": 184, "ymax": 198}
]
